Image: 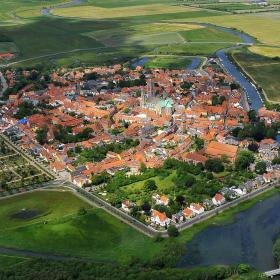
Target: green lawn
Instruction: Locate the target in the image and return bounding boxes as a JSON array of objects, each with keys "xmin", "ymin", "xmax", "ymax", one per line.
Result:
[
  {"xmin": 144, "ymin": 56, "xmax": 193, "ymax": 69},
  {"xmin": 232, "ymin": 49, "xmax": 280, "ymax": 103},
  {"xmin": 0, "ymin": 254, "xmax": 29, "ymax": 269},
  {"xmin": 0, "ymin": 190, "xmax": 91, "ymax": 229},
  {"xmin": 180, "ymin": 27, "xmax": 242, "ymax": 43},
  {"xmin": 154, "ymin": 43, "xmax": 233, "ymax": 56},
  {"xmin": 0, "ymin": 207, "xmax": 163, "ymax": 263}
]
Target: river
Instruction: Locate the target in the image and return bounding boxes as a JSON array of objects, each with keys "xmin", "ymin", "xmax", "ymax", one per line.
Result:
[{"xmin": 178, "ymin": 192, "xmax": 280, "ymax": 271}]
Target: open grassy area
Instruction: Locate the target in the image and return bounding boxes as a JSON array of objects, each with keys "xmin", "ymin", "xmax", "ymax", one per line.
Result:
[
  {"xmin": 52, "ymin": 4, "xmax": 197, "ymax": 19},
  {"xmin": 0, "ymin": 42, "xmax": 18, "ymax": 54},
  {"xmin": 0, "ymin": 254, "xmax": 29, "ymax": 269},
  {"xmin": 249, "ymin": 45, "xmax": 280, "ymax": 57},
  {"xmin": 170, "ymin": 13, "xmax": 280, "ymax": 45},
  {"xmin": 0, "ymin": 191, "xmax": 163, "ymax": 263},
  {"xmin": 232, "ymin": 48, "xmax": 280, "ymax": 103},
  {"xmin": 0, "ymin": 190, "xmax": 91, "ymax": 229},
  {"xmin": 144, "ymin": 56, "xmax": 193, "ymax": 69},
  {"xmin": 0, "ymin": 0, "xmax": 66, "ymax": 22}
]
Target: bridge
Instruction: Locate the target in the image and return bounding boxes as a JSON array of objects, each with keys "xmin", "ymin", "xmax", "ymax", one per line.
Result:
[{"xmin": 265, "ymin": 268, "xmax": 280, "ymax": 278}]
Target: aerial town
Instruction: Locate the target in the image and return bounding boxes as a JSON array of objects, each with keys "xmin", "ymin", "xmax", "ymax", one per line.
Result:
[{"xmin": 0, "ymin": 59, "xmax": 280, "ymax": 231}]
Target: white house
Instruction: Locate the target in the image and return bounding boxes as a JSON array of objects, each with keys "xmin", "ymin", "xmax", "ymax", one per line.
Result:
[
  {"xmin": 153, "ymin": 194, "xmax": 169, "ymax": 206},
  {"xmin": 121, "ymin": 200, "xmax": 134, "ymax": 212},
  {"xmin": 151, "ymin": 209, "xmax": 170, "ymax": 227},
  {"xmin": 212, "ymin": 193, "xmax": 226, "ymax": 206},
  {"xmin": 190, "ymin": 203, "xmax": 204, "ymax": 215},
  {"xmin": 231, "ymin": 187, "xmax": 246, "ymax": 196}
]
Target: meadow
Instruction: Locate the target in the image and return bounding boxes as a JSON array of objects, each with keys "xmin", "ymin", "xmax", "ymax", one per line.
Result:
[
  {"xmin": 0, "ymin": 190, "xmax": 163, "ymax": 263},
  {"xmin": 144, "ymin": 56, "xmax": 193, "ymax": 69},
  {"xmin": 171, "ymin": 13, "xmax": 280, "ymax": 45},
  {"xmin": 232, "ymin": 48, "xmax": 280, "ymax": 103}
]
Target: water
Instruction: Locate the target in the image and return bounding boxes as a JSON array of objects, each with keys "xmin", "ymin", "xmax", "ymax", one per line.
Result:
[
  {"xmin": 186, "ymin": 58, "xmax": 201, "ymax": 70},
  {"xmin": 178, "ymin": 192, "xmax": 280, "ymax": 271},
  {"xmin": 41, "ymin": 0, "xmax": 83, "ymax": 16},
  {"xmin": 11, "ymin": 209, "xmax": 40, "ymax": 220},
  {"xmin": 131, "ymin": 57, "xmax": 150, "ymax": 68}
]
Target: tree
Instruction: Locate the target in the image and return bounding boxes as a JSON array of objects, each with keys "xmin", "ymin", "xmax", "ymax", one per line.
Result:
[
  {"xmin": 36, "ymin": 126, "xmax": 49, "ymax": 145},
  {"xmin": 235, "ymin": 151, "xmax": 255, "ymax": 171},
  {"xmin": 255, "ymin": 161, "xmax": 267, "ymax": 174},
  {"xmin": 141, "ymin": 202, "xmax": 151, "ymax": 214},
  {"xmin": 205, "ymin": 159, "xmax": 224, "ymax": 173},
  {"xmin": 194, "ymin": 136, "xmax": 204, "ymax": 151},
  {"xmin": 167, "ymin": 225, "xmax": 179, "ymax": 237},
  {"xmin": 144, "ymin": 180, "xmax": 157, "ymax": 191},
  {"xmin": 248, "ymin": 109, "xmax": 258, "ymax": 122},
  {"xmin": 248, "ymin": 142, "xmax": 259, "ymax": 153},
  {"xmin": 173, "ymin": 173, "xmax": 196, "ymax": 188},
  {"xmin": 175, "ymin": 195, "xmax": 185, "ymax": 206}
]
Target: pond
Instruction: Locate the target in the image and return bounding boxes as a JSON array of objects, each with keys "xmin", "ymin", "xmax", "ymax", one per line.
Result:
[
  {"xmin": 178, "ymin": 192, "xmax": 280, "ymax": 271},
  {"xmin": 11, "ymin": 209, "xmax": 41, "ymax": 220}
]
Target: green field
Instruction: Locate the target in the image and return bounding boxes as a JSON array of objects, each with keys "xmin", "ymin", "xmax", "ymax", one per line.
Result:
[
  {"xmin": 0, "ymin": 254, "xmax": 28, "ymax": 269},
  {"xmin": 0, "ymin": 190, "xmax": 90, "ymax": 229},
  {"xmin": 232, "ymin": 49, "xmax": 280, "ymax": 103},
  {"xmin": 144, "ymin": 56, "xmax": 193, "ymax": 69},
  {"xmin": 0, "ymin": 190, "xmax": 163, "ymax": 263}
]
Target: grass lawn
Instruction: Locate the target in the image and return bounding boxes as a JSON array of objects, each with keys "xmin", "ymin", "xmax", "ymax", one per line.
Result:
[
  {"xmin": 232, "ymin": 49, "xmax": 280, "ymax": 102},
  {"xmin": 153, "ymin": 43, "xmax": 233, "ymax": 56},
  {"xmin": 52, "ymin": 4, "xmax": 197, "ymax": 19},
  {"xmin": 0, "ymin": 207, "xmax": 163, "ymax": 263},
  {"xmin": 0, "ymin": 190, "xmax": 91, "ymax": 230},
  {"xmin": 180, "ymin": 27, "xmax": 242, "ymax": 43},
  {"xmin": 0, "ymin": 254, "xmax": 29, "ymax": 269},
  {"xmin": 144, "ymin": 56, "xmax": 193, "ymax": 69}
]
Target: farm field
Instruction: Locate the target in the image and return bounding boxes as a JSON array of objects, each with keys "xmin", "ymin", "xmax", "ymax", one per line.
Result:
[
  {"xmin": 0, "ymin": 0, "xmax": 66, "ymax": 22},
  {"xmin": 249, "ymin": 45, "xmax": 280, "ymax": 57},
  {"xmin": 170, "ymin": 13, "xmax": 280, "ymax": 45},
  {"xmin": 51, "ymin": 4, "xmax": 198, "ymax": 19},
  {"xmin": 0, "ymin": 190, "xmax": 163, "ymax": 263},
  {"xmin": 232, "ymin": 49, "xmax": 280, "ymax": 103}
]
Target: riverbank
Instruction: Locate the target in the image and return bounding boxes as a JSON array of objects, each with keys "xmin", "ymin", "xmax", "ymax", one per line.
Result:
[{"xmin": 177, "ymin": 186, "xmax": 280, "ymax": 245}]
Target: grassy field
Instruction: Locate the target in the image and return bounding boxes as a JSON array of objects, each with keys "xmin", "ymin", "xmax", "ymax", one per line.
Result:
[
  {"xmin": 52, "ymin": 4, "xmax": 197, "ymax": 19},
  {"xmin": 232, "ymin": 48, "xmax": 280, "ymax": 102},
  {"xmin": 144, "ymin": 56, "xmax": 193, "ymax": 69},
  {"xmin": 0, "ymin": 190, "xmax": 90, "ymax": 229},
  {"xmin": 153, "ymin": 43, "xmax": 233, "ymax": 56},
  {"xmin": 171, "ymin": 14, "xmax": 280, "ymax": 45},
  {"xmin": 0, "ymin": 191, "xmax": 163, "ymax": 263},
  {"xmin": 249, "ymin": 45, "xmax": 280, "ymax": 57},
  {"xmin": 0, "ymin": 254, "xmax": 29, "ymax": 269},
  {"xmin": 0, "ymin": 42, "xmax": 18, "ymax": 54},
  {"xmin": 0, "ymin": 0, "xmax": 66, "ymax": 22}
]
